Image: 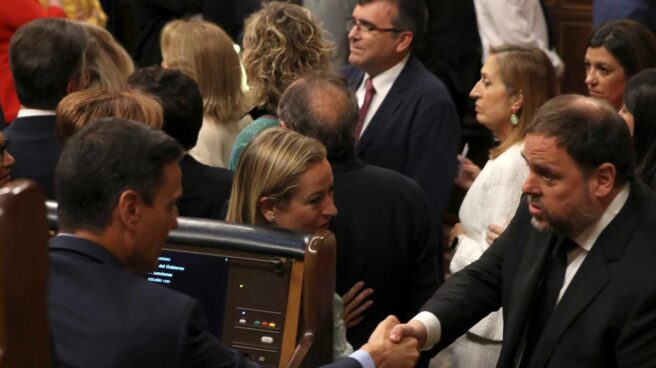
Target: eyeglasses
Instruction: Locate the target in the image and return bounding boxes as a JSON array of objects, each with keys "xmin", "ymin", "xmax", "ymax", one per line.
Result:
[{"xmin": 346, "ymin": 17, "xmax": 405, "ymax": 34}]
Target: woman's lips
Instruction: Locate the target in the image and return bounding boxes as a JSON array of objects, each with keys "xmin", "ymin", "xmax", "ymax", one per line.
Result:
[{"xmin": 588, "ymin": 90, "xmax": 603, "ymax": 98}]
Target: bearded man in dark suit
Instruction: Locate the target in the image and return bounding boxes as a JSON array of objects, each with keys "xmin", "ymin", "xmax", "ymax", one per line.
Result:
[{"xmin": 390, "ymin": 95, "xmax": 656, "ymax": 367}]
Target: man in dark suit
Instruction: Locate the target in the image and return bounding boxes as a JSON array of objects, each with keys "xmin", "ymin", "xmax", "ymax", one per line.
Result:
[
  {"xmin": 389, "ymin": 95, "xmax": 656, "ymax": 367},
  {"xmin": 343, "ymin": 0, "xmax": 460, "ymax": 238},
  {"xmin": 128, "ymin": 66, "xmax": 232, "ymax": 220},
  {"xmin": 49, "ymin": 117, "xmax": 420, "ymax": 367},
  {"xmin": 278, "ymin": 72, "xmax": 441, "ymax": 349},
  {"xmin": 3, "ymin": 18, "xmax": 88, "ymax": 199}
]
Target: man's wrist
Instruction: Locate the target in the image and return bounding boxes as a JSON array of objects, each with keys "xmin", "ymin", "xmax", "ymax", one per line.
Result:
[
  {"xmin": 411, "ymin": 312, "xmax": 441, "ymax": 350},
  {"xmin": 349, "ymin": 349, "xmax": 375, "ymax": 368}
]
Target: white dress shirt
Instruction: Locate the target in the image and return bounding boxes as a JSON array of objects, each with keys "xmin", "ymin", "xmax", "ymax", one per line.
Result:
[
  {"xmin": 355, "ymin": 55, "xmax": 409, "ymax": 138},
  {"xmin": 415, "ymin": 184, "xmax": 631, "ymax": 349},
  {"xmin": 473, "ymin": 0, "xmax": 563, "ymax": 75},
  {"xmin": 17, "ymin": 108, "xmax": 56, "ymax": 118}
]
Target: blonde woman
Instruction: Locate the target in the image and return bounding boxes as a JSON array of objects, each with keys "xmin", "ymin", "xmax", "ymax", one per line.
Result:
[
  {"xmin": 83, "ymin": 23, "xmax": 134, "ymax": 92},
  {"xmin": 56, "ymin": 88, "xmax": 163, "ymax": 144},
  {"xmin": 161, "ymin": 18, "xmax": 251, "ymax": 168},
  {"xmin": 226, "ymin": 128, "xmax": 361, "ymax": 358},
  {"xmin": 439, "ymin": 46, "xmax": 558, "ymax": 368}
]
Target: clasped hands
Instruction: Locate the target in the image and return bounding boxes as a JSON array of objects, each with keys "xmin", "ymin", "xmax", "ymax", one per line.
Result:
[{"xmin": 361, "ymin": 316, "xmax": 427, "ymax": 368}]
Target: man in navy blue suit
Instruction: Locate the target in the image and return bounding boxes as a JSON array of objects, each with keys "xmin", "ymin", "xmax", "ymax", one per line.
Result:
[
  {"xmin": 4, "ymin": 18, "xmax": 88, "ymax": 198},
  {"xmin": 343, "ymin": 0, "xmax": 460, "ymax": 275},
  {"xmin": 48, "ymin": 118, "xmax": 420, "ymax": 367}
]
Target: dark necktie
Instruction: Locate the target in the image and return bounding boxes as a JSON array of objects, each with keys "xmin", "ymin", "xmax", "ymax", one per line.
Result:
[
  {"xmin": 355, "ymin": 78, "xmax": 375, "ymax": 143},
  {"xmin": 520, "ymin": 237, "xmax": 578, "ymax": 367}
]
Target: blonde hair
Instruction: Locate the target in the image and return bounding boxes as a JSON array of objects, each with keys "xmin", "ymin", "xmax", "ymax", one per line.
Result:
[
  {"xmin": 56, "ymin": 89, "xmax": 163, "ymax": 144},
  {"xmin": 161, "ymin": 18, "xmax": 248, "ymax": 123},
  {"xmin": 226, "ymin": 128, "xmax": 327, "ymax": 226},
  {"xmin": 242, "ymin": 2, "xmax": 332, "ymax": 113},
  {"xmin": 488, "ymin": 45, "xmax": 559, "ymax": 158},
  {"xmin": 83, "ymin": 23, "xmax": 134, "ymax": 92}
]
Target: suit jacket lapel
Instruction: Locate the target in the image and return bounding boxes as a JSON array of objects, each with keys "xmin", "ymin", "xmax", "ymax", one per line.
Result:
[
  {"xmin": 504, "ymin": 230, "xmax": 556, "ymax": 367},
  {"xmin": 355, "ymin": 58, "xmax": 415, "ymax": 154},
  {"xmin": 530, "ymin": 182, "xmax": 645, "ymax": 367}
]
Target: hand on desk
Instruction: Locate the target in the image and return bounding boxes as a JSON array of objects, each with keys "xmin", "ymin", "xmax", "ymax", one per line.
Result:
[{"xmin": 362, "ymin": 316, "xmax": 419, "ymax": 368}]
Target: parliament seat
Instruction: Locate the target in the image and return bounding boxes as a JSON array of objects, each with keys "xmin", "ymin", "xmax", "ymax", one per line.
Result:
[
  {"xmin": 0, "ymin": 180, "xmax": 50, "ymax": 367},
  {"xmin": 46, "ymin": 202, "xmax": 335, "ymax": 368}
]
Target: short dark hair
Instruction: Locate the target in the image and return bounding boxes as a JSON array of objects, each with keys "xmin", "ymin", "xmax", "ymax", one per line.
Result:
[
  {"xmin": 526, "ymin": 95, "xmax": 634, "ymax": 186},
  {"xmin": 10, "ymin": 18, "xmax": 88, "ymax": 109},
  {"xmin": 55, "ymin": 118, "xmax": 183, "ymax": 233},
  {"xmin": 128, "ymin": 66, "xmax": 203, "ymax": 150},
  {"xmin": 357, "ymin": 0, "xmax": 428, "ymax": 43},
  {"xmin": 588, "ymin": 19, "xmax": 656, "ymax": 78},
  {"xmin": 278, "ymin": 72, "xmax": 359, "ymax": 159},
  {"xmin": 624, "ymin": 68, "xmax": 656, "ymax": 187}
]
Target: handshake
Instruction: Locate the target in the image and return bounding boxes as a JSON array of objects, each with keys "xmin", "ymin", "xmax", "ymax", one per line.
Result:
[{"xmin": 360, "ymin": 316, "xmax": 428, "ymax": 368}]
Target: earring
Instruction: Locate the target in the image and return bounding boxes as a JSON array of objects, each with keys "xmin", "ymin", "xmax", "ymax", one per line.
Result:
[
  {"xmin": 510, "ymin": 107, "xmax": 519, "ymax": 126},
  {"xmin": 269, "ymin": 214, "xmax": 277, "ymax": 226}
]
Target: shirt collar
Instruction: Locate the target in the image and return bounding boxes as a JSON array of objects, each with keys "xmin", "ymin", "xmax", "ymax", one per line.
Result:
[
  {"xmin": 362, "ymin": 55, "xmax": 409, "ymax": 95},
  {"xmin": 17, "ymin": 108, "xmax": 56, "ymax": 118},
  {"xmin": 573, "ymin": 184, "xmax": 630, "ymax": 251}
]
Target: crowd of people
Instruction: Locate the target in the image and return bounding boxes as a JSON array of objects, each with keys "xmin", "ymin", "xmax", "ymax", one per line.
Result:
[{"xmin": 2, "ymin": 0, "xmax": 656, "ymax": 367}]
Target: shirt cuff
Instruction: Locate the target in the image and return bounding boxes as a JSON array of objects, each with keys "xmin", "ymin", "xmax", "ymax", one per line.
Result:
[
  {"xmin": 348, "ymin": 349, "xmax": 375, "ymax": 368},
  {"xmin": 412, "ymin": 311, "xmax": 442, "ymax": 350}
]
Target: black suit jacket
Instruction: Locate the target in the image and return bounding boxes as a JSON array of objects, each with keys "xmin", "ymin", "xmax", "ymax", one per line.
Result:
[
  {"xmin": 330, "ymin": 155, "xmax": 440, "ymax": 348},
  {"xmin": 425, "ymin": 182, "xmax": 656, "ymax": 367},
  {"xmin": 343, "ymin": 55, "xmax": 460, "ymax": 231},
  {"xmin": 49, "ymin": 235, "xmax": 362, "ymax": 368},
  {"xmin": 179, "ymin": 154, "xmax": 232, "ymax": 220},
  {"xmin": 3, "ymin": 115, "xmax": 60, "ymax": 198}
]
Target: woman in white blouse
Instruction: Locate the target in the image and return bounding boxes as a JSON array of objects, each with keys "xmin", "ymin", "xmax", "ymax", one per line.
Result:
[
  {"xmin": 436, "ymin": 45, "xmax": 559, "ymax": 368},
  {"xmin": 161, "ymin": 18, "xmax": 252, "ymax": 168}
]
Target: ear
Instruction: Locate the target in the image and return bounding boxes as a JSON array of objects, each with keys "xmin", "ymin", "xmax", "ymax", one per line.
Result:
[
  {"xmin": 279, "ymin": 120, "xmax": 288, "ymax": 129},
  {"xmin": 395, "ymin": 32, "xmax": 413, "ymax": 53},
  {"xmin": 117, "ymin": 190, "xmax": 141, "ymax": 230},
  {"xmin": 591, "ymin": 163, "xmax": 616, "ymax": 197},
  {"xmin": 510, "ymin": 89, "xmax": 524, "ymax": 112},
  {"xmin": 258, "ymin": 197, "xmax": 276, "ymax": 223}
]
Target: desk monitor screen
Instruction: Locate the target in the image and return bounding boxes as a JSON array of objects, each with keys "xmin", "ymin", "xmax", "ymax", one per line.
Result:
[{"xmin": 147, "ymin": 249, "xmax": 230, "ymax": 339}]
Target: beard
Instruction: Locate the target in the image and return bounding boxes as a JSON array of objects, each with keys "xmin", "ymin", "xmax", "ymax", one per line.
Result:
[{"xmin": 528, "ymin": 191, "xmax": 601, "ymax": 237}]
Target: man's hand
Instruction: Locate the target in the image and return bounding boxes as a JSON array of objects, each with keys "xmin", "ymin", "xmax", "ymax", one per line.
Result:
[
  {"xmin": 388, "ymin": 319, "xmax": 428, "ymax": 348},
  {"xmin": 342, "ymin": 281, "xmax": 374, "ymax": 329},
  {"xmin": 361, "ymin": 316, "xmax": 419, "ymax": 368}
]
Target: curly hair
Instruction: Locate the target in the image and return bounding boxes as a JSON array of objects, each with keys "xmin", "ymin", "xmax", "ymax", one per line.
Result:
[{"xmin": 242, "ymin": 2, "xmax": 333, "ymax": 113}]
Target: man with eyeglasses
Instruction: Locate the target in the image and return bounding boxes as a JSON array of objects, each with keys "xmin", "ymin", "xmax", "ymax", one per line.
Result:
[{"xmin": 343, "ymin": 0, "xmax": 460, "ymax": 289}]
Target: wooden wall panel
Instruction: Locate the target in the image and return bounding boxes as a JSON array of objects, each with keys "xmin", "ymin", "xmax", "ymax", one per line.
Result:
[{"xmin": 545, "ymin": 0, "xmax": 593, "ymax": 94}]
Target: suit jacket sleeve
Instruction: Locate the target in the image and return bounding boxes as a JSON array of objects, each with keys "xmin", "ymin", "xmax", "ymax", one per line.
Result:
[
  {"xmin": 407, "ymin": 92, "xmax": 460, "ymax": 226},
  {"xmin": 178, "ymin": 301, "xmax": 259, "ymax": 368},
  {"xmin": 616, "ymin": 289, "xmax": 656, "ymax": 367},
  {"xmin": 319, "ymin": 357, "xmax": 362, "ymax": 368},
  {"xmin": 422, "ymin": 199, "xmax": 525, "ymax": 350}
]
